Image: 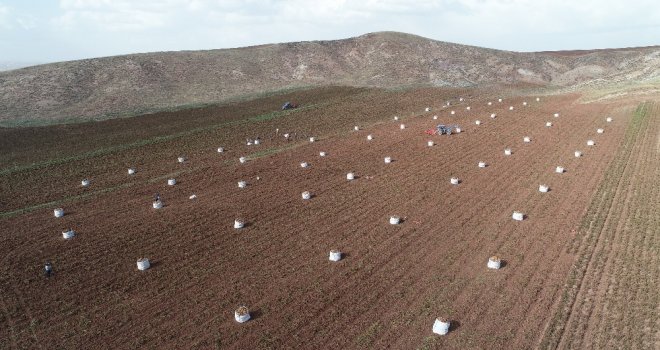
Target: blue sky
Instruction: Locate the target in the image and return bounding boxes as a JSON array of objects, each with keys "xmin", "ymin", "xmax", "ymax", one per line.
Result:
[{"xmin": 1, "ymin": 0, "xmax": 658, "ymax": 64}]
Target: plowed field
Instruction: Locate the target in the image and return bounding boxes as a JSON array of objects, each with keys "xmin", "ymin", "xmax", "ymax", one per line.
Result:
[
  {"xmin": 540, "ymin": 102, "xmax": 658, "ymax": 350},
  {"xmin": 0, "ymin": 87, "xmax": 655, "ymax": 349}
]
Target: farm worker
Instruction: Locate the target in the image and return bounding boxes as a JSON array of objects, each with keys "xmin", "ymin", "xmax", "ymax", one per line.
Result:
[
  {"xmin": 154, "ymin": 193, "xmax": 160, "ymax": 202},
  {"xmin": 44, "ymin": 261, "xmax": 53, "ymax": 277}
]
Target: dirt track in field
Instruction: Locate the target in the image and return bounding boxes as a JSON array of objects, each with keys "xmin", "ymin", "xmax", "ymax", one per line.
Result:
[
  {"xmin": 0, "ymin": 87, "xmax": 644, "ymax": 349},
  {"xmin": 540, "ymin": 102, "xmax": 659, "ymax": 350}
]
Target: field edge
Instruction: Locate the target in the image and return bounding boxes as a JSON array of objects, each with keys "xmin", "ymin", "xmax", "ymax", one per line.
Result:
[{"xmin": 538, "ymin": 101, "xmax": 655, "ymax": 349}]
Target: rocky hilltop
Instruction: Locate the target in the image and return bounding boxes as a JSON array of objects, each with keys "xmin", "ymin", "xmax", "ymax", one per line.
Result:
[{"xmin": 1, "ymin": 31, "xmax": 658, "ymax": 124}]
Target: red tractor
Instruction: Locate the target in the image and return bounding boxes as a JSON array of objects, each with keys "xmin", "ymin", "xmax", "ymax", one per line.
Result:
[{"xmin": 425, "ymin": 124, "xmax": 459, "ymax": 135}]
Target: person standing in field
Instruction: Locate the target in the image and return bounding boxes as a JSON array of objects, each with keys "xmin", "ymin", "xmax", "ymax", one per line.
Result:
[{"xmin": 44, "ymin": 261, "xmax": 53, "ymax": 277}]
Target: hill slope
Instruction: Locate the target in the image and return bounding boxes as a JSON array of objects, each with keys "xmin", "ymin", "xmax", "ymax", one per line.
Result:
[{"xmin": 1, "ymin": 31, "xmax": 658, "ymax": 125}]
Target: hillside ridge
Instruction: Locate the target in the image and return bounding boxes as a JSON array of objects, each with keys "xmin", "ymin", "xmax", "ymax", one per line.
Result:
[{"xmin": 1, "ymin": 31, "xmax": 658, "ymax": 125}]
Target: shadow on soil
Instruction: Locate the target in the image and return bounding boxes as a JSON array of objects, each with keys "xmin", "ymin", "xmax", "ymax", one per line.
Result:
[
  {"xmin": 449, "ymin": 320, "xmax": 462, "ymax": 333},
  {"xmin": 250, "ymin": 309, "xmax": 264, "ymax": 321}
]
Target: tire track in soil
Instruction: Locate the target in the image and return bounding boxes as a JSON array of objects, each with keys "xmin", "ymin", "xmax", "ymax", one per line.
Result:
[
  {"xmin": 559, "ymin": 104, "xmax": 650, "ymax": 349},
  {"xmin": 593, "ymin": 103, "xmax": 658, "ymax": 350},
  {"xmin": 2, "ymin": 93, "xmax": 426, "ymax": 348},
  {"xmin": 395, "ymin": 98, "xmax": 616, "ymax": 349},
  {"xmin": 421, "ymin": 123, "xmax": 570, "ymax": 346},
  {"xmin": 215, "ymin": 98, "xmax": 548, "ymax": 348},
  {"xmin": 171, "ymin": 94, "xmax": 620, "ymax": 348},
  {"xmin": 581, "ymin": 105, "xmax": 655, "ymax": 349},
  {"xmin": 309, "ymin": 109, "xmax": 540, "ymax": 348},
  {"xmin": 196, "ymin": 119, "xmax": 430, "ymax": 346},
  {"xmin": 540, "ymin": 102, "xmax": 655, "ymax": 349},
  {"xmin": 0, "ymin": 87, "xmax": 450, "ymax": 214},
  {"xmin": 7, "ymin": 98, "xmax": 452, "ymax": 348},
  {"xmin": 216, "ymin": 111, "xmax": 514, "ymax": 347},
  {"xmin": 214, "ymin": 97, "xmax": 596, "ymax": 348},
  {"xmin": 510, "ymin": 130, "xmax": 614, "ymax": 341},
  {"xmin": 606, "ymin": 110, "xmax": 657, "ymax": 349},
  {"xmin": 272, "ymin": 95, "xmax": 612, "ymax": 348},
  {"xmin": 448, "ymin": 100, "xmax": 620, "ymax": 348},
  {"xmin": 427, "ymin": 99, "xmax": 621, "ymax": 348},
  {"xmin": 1, "ymin": 92, "xmax": 638, "ymax": 349},
  {"xmin": 488, "ymin": 103, "xmax": 620, "ymax": 347}
]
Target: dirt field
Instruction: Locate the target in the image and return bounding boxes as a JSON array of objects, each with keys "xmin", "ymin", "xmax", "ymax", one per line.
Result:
[
  {"xmin": 0, "ymin": 86, "xmax": 656, "ymax": 349},
  {"xmin": 540, "ymin": 102, "xmax": 658, "ymax": 349}
]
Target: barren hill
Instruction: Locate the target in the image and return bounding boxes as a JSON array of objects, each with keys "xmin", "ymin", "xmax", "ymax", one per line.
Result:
[{"xmin": 1, "ymin": 31, "xmax": 658, "ymax": 125}]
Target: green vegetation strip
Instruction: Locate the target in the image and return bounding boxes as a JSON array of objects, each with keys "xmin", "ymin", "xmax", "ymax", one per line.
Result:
[
  {"xmin": 1, "ymin": 143, "xmax": 302, "ymax": 219},
  {"xmin": 0, "ymin": 104, "xmax": 321, "ymax": 177},
  {"xmin": 539, "ymin": 102, "xmax": 651, "ymax": 349},
  {"xmin": 0, "ymin": 85, "xmax": 318, "ymax": 128},
  {"xmin": 0, "ymin": 182, "xmax": 135, "ymax": 219},
  {"xmin": 247, "ymin": 143, "xmax": 300, "ymax": 159},
  {"xmin": 0, "ymin": 169, "xmax": 197, "ymax": 219}
]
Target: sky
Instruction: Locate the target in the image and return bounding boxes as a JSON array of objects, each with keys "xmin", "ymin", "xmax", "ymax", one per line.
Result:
[{"xmin": 0, "ymin": 0, "xmax": 659, "ymax": 64}]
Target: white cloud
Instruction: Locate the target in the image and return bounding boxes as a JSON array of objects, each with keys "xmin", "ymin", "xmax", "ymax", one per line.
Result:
[
  {"xmin": 204, "ymin": 0, "xmax": 660, "ymax": 48},
  {"xmin": 55, "ymin": 0, "xmax": 185, "ymax": 31},
  {"xmin": 4, "ymin": 0, "xmax": 658, "ymax": 62},
  {"xmin": 0, "ymin": 4, "xmax": 11, "ymax": 29},
  {"xmin": 49, "ymin": 0, "xmax": 660, "ymax": 40},
  {"xmin": 16, "ymin": 15, "xmax": 37, "ymax": 30}
]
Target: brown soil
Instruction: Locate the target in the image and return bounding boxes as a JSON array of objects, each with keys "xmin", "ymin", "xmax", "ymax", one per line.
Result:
[
  {"xmin": 540, "ymin": 102, "xmax": 659, "ymax": 349},
  {"xmin": 0, "ymin": 87, "xmax": 644, "ymax": 349}
]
